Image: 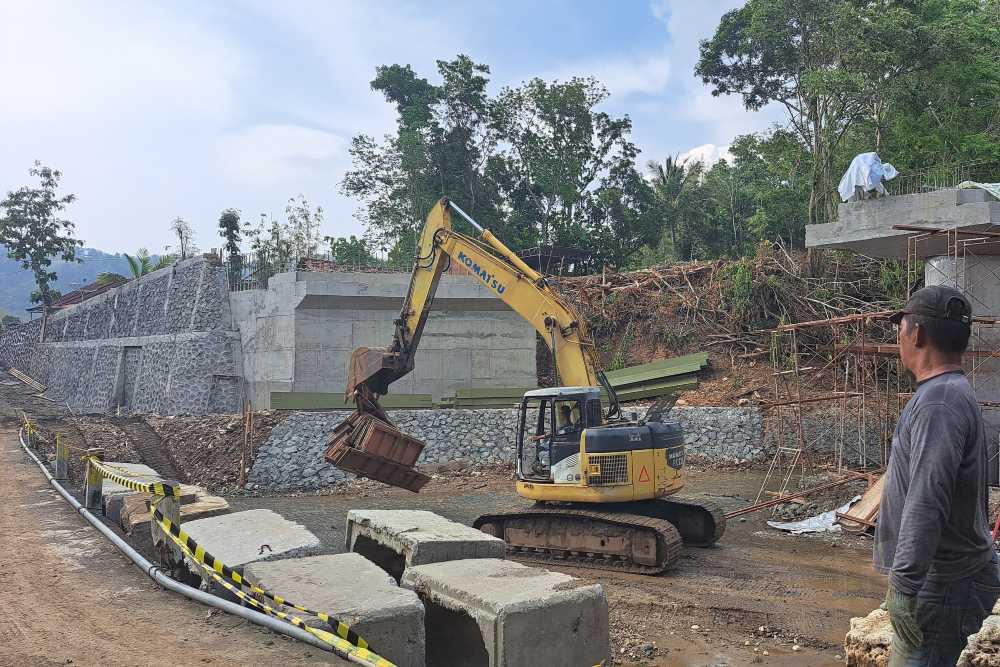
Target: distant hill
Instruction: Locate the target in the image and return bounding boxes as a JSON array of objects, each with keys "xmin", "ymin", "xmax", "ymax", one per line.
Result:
[{"xmin": 0, "ymin": 247, "xmax": 143, "ymax": 320}]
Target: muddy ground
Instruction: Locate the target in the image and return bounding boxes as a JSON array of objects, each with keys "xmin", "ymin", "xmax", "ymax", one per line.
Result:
[
  {"xmin": 1, "ymin": 378, "xmax": 887, "ymax": 666},
  {"xmin": 231, "ymin": 467, "xmax": 884, "ymax": 666}
]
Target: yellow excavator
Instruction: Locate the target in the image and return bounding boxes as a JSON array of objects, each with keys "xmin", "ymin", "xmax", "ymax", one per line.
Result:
[{"xmin": 325, "ymin": 198, "xmax": 724, "ymax": 574}]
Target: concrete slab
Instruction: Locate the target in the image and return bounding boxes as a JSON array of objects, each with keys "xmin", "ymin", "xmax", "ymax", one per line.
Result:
[
  {"xmin": 245, "ymin": 553, "xmax": 425, "ymax": 667},
  {"xmin": 346, "ymin": 510, "xmax": 505, "ymax": 581},
  {"xmin": 401, "ymin": 558, "xmax": 610, "ymax": 667},
  {"xmin": 805, "ymin": 189, "xmax": 1000, "ymax": 258},
  {"xmin": 181, "ymin": 509, "xmax": 321, "ymax": 582}
]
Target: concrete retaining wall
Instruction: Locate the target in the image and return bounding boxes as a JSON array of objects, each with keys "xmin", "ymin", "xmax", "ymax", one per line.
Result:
[
  {"xmin": 0, "ymin": 256, "xmax": 242, "ymax": 415},
  {"xmin": 247, "ymin": 406, "xmax": 772, "ymax": 492},
  {"xmin": 230, "ymin": 270, "xmax": 537, "ymax": 408}
]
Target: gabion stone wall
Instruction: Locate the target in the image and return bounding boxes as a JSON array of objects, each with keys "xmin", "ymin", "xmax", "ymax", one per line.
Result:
[
  {"xmin": 247, "ymin": 406, "xmax": 770, "ymax": 492},
  {"xmin": 0, "ymin": 318, "xmax": 42, "ymax": 372},
  {"xmin": 0, "ymin": 256, "xmax": 242, "ymax": 415},
  {"xmin": 671, "ymin": 406, "xmax": 766, "ymax": 461}
]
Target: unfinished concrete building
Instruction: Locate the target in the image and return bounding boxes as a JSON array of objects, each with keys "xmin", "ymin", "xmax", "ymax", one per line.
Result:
[{"xmin": 807, "ymin": 184, "xmax": 1000, "ymax": 479}]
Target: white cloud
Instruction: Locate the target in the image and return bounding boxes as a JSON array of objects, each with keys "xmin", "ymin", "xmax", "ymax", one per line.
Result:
[
  {"xmin": 0, "ymin": 2, "xmax": 244, "ymax": 127},
  {"xmin": 545, "ymin": 52, "xmax": 672, "ymax": 99},
  {"xmin": 218, "ymin": 124, "xmax": 348, "ymax": 189},
  {"xmin": 678, "ymin": 143, "xmax": 733, "ymax": 168}
]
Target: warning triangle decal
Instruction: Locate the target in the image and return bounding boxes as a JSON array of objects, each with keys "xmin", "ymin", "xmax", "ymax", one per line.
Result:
[{"xmin": 638, "ymin": 466, "xmax": 649, "ymax": 483}]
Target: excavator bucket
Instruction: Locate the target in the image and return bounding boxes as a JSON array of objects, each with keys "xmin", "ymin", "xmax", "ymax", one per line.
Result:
[
  {"xmin": 326, "ymin": 347, "xmax": 430, "ymax": 492},
  {"xmin": 346, "ymin": 346, "xmax": 396, "ymax": 397}
]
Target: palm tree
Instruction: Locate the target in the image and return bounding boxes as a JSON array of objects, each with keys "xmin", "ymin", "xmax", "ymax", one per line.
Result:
[
  {"xmin": 647, "ymin": 156, "xmax": 687, "ymax": 249},
  {"xmin": 96, "ymin": 248, "xmax": 174, "ymax": 284}
]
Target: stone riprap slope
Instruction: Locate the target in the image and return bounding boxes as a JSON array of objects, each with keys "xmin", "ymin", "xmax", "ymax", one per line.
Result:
[{"xmin": 247, "ymin": 406, "xmax": 772, "ymax": 492}]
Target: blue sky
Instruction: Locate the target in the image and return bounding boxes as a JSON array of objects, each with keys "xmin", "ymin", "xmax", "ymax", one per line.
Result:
[{"xmin": 0, "ymin": 1, "xmax": 780, "ymax": 255}]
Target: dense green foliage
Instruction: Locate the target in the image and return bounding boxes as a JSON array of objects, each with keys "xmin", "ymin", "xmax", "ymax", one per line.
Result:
[
  {"xmin": 342, "ymin": 56, "xmax": 659, "ymax": 268},
  {"xmin": 325, "ymin": 235, "xmax": 379, "ymax": 267},
  {"xmin": 0, "ymin": 162, "xmax": 83, "ymax": 308},
  {"xmin": 675, "ymin": 0, "xmax": 1000, "ymax": 262}
]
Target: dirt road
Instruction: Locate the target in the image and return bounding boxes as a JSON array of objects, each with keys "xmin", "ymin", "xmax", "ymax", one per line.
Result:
[{"xmin": 0, "ymin": 426, "xmax": 347, "ymax": 667}]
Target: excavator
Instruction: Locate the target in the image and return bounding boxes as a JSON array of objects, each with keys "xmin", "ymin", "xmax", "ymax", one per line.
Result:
[{"xmin": 325, "ymin": 198, "xmax": 724, "ymax": 574}]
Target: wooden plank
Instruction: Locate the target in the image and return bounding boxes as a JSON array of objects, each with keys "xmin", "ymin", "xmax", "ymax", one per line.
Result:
[
  {"xmin": 837, "ymin": 474, "xmax": 885, "ymax": 531},
  {"xmin": 270, "ymin": 391, "xmax": 434, "ymax": 410}
]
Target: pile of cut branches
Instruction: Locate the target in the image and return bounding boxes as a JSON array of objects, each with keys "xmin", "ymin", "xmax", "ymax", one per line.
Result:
[{"xmin": 551, "ymin": 244, "xmax": 907, "ymax": 368}]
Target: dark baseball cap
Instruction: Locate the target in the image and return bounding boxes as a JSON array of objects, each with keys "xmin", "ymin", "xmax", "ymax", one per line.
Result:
[{"xmin": 889, "ymin": 285, "xmax": 972, "ymax": 325}]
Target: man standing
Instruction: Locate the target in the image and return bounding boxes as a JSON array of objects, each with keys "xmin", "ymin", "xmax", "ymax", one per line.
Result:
[{"xmin": 878, "ymin": 285, "xmax": 1000, "ymax": 666}]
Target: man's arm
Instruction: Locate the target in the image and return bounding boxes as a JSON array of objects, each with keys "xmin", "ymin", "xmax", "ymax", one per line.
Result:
[{"xmin": 890, "ymin": 402, "xmax": 967, "ymax": 595}]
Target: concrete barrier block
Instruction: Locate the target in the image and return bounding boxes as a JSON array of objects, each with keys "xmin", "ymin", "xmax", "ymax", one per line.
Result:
[
  {"xmin": 181, "ymin": 509, "xmax": 321, "ymax": 582},
  {"xmin": 245, "ymin": 553, "xmax": 425, "ymax": 667},
  {"xmin": 346, "ymin": 510, "xmax": 505, "ymax": 580},
  {"xmin": 401, "ymin": 558, "xmax": 610, "ymax": 667}
]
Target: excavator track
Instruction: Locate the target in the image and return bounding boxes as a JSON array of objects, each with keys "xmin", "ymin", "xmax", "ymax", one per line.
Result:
[
  {"xmin": 473, "ymin": 507, "xmax": 683, "ymax": 575},
  {"xmin": 616, "ymin": 496, "xmax": 727, "ymax": 547}
]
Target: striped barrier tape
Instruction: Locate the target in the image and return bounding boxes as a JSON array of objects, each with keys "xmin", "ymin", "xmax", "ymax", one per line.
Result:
[
  {"xmin": 85, "ymin": 456, "xmax": 181, "ymax": 498},
  {"xmin": 150, "ymin": 505, "xmax": 394, "ymax": 667},
  {"xmin": 151, "ymin": 505, "xmax": 374, "ymax": 652}
]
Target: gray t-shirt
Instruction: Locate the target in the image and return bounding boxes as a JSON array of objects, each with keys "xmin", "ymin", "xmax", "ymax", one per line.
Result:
[{"xmin": 874, "ymin": 370, "xmax": 994, "ymax": 595}]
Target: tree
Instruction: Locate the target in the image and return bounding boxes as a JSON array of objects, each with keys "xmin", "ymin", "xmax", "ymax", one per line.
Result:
[
  {"xmin": 285, "ymin": 195, "xmax": 323, "ymax": 262},
  {"xmin": 343, "ymin": 55, "xmax": 658, "ymax": 268},
  {"xmin": 342, "ymin": 56, "xmax": 502, "ymax": 249},
  {"xmin": 218, "ymin": 208, "xmax": 243, "ymax": 285},
  {"xmin": 96, "ymin": 248, "xmax": 173, "ymax": 284},
  {"xmin": 325, "ymin": 235, "xmax": 377, "ymax": 267},
  {"xmin": 169, "ymin": 217, "xmax": 196, "ymax": 259},
  {"xmin": 697, "ymin": 2, "xmax": 913, "ymax": 225},
  {"xmin": 0, "ymin": 162, "xmax": 83, "ymax": 310},
  {"xmin": 218, "ymin": 208, "xmax": 242, "ymax": 256},
  {"xmin": 647, "ymin": 155, "xmax": 704, "ymax": 256}
]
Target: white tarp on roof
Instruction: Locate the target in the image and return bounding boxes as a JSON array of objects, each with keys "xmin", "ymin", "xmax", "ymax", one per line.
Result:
[
  {"xmin": 838, "ymin": 152, "xmax": 899, "ymax": 202},
  {"xmin": 959, "ymin": 181, "xmax": 1000, "ymax": 201}
]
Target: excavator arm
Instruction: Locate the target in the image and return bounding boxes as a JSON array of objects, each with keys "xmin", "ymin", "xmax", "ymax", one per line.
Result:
[
  {"xmin": 347, "ymin": 197, "xmax": 600, "ymax": 400},
  {"xmin": 328, "ymin": 197, "xmax": 614, "ymax": 492}
]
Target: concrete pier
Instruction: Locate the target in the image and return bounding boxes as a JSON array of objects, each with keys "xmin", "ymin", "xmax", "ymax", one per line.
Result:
[{"xmin": 230, "ymin": 270, "xmax": 538, "ymax": 407}]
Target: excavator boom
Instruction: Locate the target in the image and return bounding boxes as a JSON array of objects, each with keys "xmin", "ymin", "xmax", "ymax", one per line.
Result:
[{"xmin": 346, "ymin": 198, "xmax": 599, "ymax": 396}]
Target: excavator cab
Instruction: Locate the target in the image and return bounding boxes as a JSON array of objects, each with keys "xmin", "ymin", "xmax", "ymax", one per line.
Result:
[{"xmin": 517, "ymin": 387, "xmax": 602, "ymax": 483}]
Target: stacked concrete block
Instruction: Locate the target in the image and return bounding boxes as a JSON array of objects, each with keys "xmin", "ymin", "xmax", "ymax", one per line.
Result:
[
  {"xmin": 119, "ymin": 487, "xmax": 230, "ymax": 558},
  {"xmin": 346, "ymin": 509, "xmax": 506, "ymax": 580},
  {"xmin": 245, "ymin": 553, "xmax": 425, "ymax": 667},
  {"xmin": 402, "ymin": 558, "xmax": 610, "ymax": 667},
  {"xmin": 99, "ymin": 462, "xmax": 164, "ymax": 524}
]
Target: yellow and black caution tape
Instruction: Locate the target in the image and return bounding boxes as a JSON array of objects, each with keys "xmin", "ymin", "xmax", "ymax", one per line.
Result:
[
  {"xmin": 151, "ymin": 506, "xmax": 374, "ymax": 651},
  {"xmin": 85, "ymin": 456, "xmax": 181, "ymax": 498},
  {"xmin": 150, "ymin": 506, "xmax": 394, "ymax": 667}
]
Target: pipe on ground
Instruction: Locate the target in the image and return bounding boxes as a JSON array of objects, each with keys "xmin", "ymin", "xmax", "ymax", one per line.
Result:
[{"xmin": 15, "ymin": 427, "xmax": 337, "ymax": 656}]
